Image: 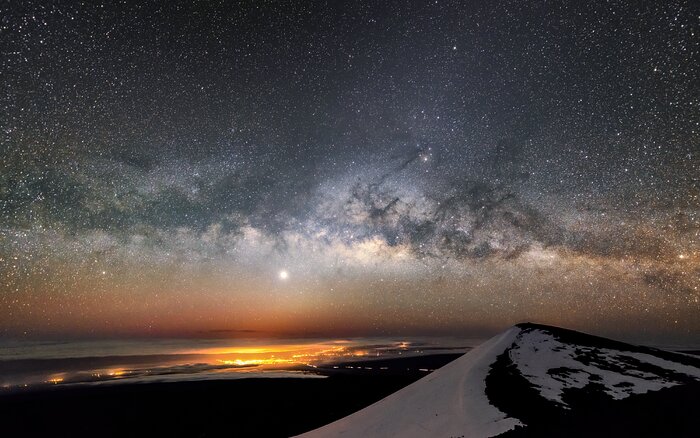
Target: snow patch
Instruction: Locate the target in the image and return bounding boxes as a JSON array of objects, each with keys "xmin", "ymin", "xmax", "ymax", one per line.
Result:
[{"xmin": 509, "ymin": 329, "xmax": 700, "ymax": 406}]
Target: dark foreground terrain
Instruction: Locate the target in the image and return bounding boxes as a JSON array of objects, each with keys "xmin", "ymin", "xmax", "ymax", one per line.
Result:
[
  {"xmin": 1, "ymin": 376, "xmax": 414, "ymax": 437},
  {"xmin": 0, "ymin": 354, "xmax": 461, "ymax": 438}
]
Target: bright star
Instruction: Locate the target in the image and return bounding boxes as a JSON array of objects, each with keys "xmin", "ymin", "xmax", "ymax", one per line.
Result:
[{"xmin": 279, "ymin": 270, "xmax": 289, "ymax": 280}]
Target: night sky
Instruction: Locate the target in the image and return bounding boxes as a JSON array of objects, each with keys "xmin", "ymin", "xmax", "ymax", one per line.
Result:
[{"xmin": 2, "ymin": 1, "xmax": 698, "ymax": 342}]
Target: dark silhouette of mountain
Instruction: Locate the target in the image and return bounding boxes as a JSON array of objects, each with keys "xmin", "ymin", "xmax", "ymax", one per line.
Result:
[{"xmin": 297, "ymin": 323, "xmax": 700, "ymax": 437}]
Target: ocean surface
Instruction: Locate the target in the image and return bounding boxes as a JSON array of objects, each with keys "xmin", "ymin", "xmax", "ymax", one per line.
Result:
[{"xmin": 0, "ymin": 336, "xmax": 482, "ymax": 391}]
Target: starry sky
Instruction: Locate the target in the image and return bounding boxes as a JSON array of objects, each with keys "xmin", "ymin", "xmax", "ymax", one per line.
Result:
[{"xmin": 1, "ymin": 0, "xmax": 698, "ymax": 343}]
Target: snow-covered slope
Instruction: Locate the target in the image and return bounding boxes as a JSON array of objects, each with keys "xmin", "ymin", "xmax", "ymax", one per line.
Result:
[
  {"xmin": 295, "ymin": 323, "xmax": 700, "ymax": 438},
  {"xmin": 506, "ymin": 327, "xmax": 700, "ymax": 406},
  {"xmin": 296, "ymin": 327, "xmax": 523, "ymax": 438}
]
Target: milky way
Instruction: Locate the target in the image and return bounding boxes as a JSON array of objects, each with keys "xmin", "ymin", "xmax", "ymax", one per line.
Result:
[{"xmin": 1, "ymin": 1, "xmax": 698, "ymax": 342}]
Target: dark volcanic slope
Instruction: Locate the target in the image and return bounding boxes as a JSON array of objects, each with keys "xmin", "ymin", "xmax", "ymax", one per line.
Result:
[
  {"xmin": 0, "ymin": 375, "xmax": 420, "ymax": 438},
  {"xmin": 487, "ymin": 323, "xmax": 700, "ymax": 438}
]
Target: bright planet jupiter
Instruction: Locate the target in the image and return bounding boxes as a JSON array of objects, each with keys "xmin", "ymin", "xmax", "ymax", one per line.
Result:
[{"xmin": 1, "ymin": 1, "xmax": 698, "ymax": 343}]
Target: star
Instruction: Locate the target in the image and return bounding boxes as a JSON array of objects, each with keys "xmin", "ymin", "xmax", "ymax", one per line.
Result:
[{"xmin": 1, "ymin": 0, "xmax": 696, "ymax": 341}]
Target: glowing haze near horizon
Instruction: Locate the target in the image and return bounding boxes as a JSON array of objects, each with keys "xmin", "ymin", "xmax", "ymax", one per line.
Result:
[{"xmin": 1, "ymin": 1, "xmax": 698, "ymax": 343}]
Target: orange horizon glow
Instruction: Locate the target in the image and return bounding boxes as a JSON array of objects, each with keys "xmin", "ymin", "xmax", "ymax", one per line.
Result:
[{"xmin": 181, "ymin": 341, "xmax": 378, "ymax": 369}]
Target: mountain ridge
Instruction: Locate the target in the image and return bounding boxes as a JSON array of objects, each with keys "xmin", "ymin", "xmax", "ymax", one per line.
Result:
[{"xmin": 297, "ymin": 323, "xmax": 700, "ymax": 438}]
